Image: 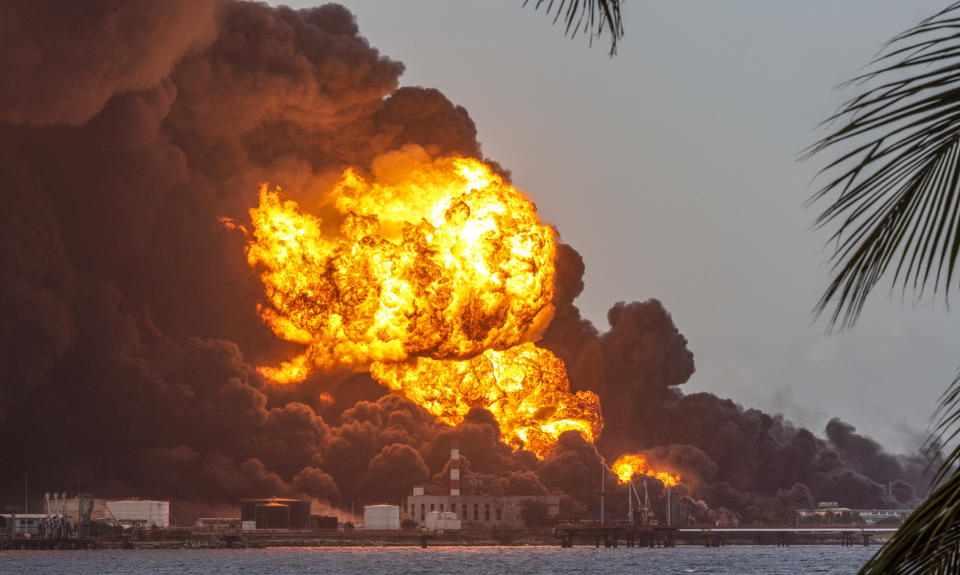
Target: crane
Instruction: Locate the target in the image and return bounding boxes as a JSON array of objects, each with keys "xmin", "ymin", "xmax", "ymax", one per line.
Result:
[{"xmin": 627, "ymin": 478, "xmax": 651, "ymax": 525}]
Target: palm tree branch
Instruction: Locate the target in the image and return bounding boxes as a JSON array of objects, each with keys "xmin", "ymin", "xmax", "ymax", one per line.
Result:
[
  {"xmin": 525, "ymin": 0, "xmax": 624, "ymax": 55},
  {"xmin": 807, "ymin": 1, "xmax": 960, "ymax": 329},
  {"xmin": 857, "ymin": 371, "xmax": 960, "ymax": 575}
]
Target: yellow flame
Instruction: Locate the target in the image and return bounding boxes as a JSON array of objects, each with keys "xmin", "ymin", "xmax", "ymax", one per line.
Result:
[
  {"xmin": 237, "ymin": 154, "xmax": 603, "ymax": 456},
  {"xmin": 371, "ymin": 342, "xmax": 602, "ymax": 458},
  {"xmin": 245, "ymin": 156, "xmax": 557, "ymax": 379},
  {"xmin": 612, "ymin": 453, "xmax": 680, "ymax": 487}
]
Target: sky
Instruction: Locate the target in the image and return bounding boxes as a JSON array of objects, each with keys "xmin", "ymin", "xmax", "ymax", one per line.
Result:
[{"xmin": 276, "ymin": 0, "xmax": 960, "ymax": 454}]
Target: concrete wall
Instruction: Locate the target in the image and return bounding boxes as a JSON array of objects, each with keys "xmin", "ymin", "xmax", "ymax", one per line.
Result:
[{"xmin": 425, "ymin": 511, "xmax": 461, "ymax": 530}]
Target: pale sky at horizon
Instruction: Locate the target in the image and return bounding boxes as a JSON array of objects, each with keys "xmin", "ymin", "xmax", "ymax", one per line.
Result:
[{"xmin": 277, "ymin": 0, "xmax": 960, "ymax": 454}]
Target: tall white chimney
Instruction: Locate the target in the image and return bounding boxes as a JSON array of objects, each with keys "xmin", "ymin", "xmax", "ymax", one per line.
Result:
[{"xmin": 450, "ymin": 438, "xmax": 460, "ymax": 496}]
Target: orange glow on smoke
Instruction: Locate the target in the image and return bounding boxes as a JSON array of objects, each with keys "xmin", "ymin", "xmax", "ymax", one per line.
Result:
[
  {"xmin": 239, "ymin": 154, "xmax": 603, "ymax": 456},
  {"xmin": 612, "ymin": 453, "xmax": 680, "ymax": 487}
]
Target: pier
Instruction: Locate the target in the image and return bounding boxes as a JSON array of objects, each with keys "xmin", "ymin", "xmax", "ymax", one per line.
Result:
[
  {"xmin": 556, "ymin": 524, "xmax": 677, "ymax": 548},
  {"xmin": 555, "ymin": 524, "xmax": 898, "ymax": 548}
]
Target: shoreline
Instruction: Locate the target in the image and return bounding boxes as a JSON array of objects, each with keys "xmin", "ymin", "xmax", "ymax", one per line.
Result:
[{"xmin": 0, "ymin": 528, "xmax": 893, "ymax": 550}]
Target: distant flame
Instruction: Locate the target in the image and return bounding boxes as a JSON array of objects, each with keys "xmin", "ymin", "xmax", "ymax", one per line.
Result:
[{"xmin": 612, "ymin": 453, "xmax": 679, "ymax": 487}]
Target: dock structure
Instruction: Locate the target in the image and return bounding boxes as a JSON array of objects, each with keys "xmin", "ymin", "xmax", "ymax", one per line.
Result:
[
  {"xmin": 681, "ymin": 527, "xmax": 895, "ymax": 547},
  {"xmin": 556, "ymin": 524, "xmax": 677, "ymax": 548},
  {"xmin": 555, "ymin": 524, "xmax": 898, "ymax": 548}
]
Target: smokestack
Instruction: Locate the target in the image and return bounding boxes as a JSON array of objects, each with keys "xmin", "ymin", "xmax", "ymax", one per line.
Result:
[{"xmin": 450, "ymin": 439, "xmax": 460, "ymax": 496}]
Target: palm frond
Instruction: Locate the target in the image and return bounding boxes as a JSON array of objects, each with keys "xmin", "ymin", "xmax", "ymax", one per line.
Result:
[
  {"xmin": 805, "ymin": 1, "xmax": 960, "ymax": 330},
  {"xmin": 858, "ymin": 371, "xmax": 960, "ymax": 575},
  {"xmin": 524, "ymin": 0, "xmax": 624, "ymax": 55}
]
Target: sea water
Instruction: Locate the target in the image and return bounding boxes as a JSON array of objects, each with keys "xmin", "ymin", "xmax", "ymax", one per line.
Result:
[{"xmin": 0, "ymin": 545, "xmax": 875, "ymax": 574}]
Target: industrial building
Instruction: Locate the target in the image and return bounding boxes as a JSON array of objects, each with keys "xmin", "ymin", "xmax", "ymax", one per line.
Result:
[
  {"xmin": 0, "ymin": 514, "xmax": 47, "ymax": 536},
  {"xmin": 405, "ymin": 441, "xmax": 560, "ymax": 528},
  {"xmin": 239, "ymin": 497, "xmax": 311, "ymax": 530},
  {"xmin": 796, "ymin": 501, "xmax": 914, "ymax": 526}
]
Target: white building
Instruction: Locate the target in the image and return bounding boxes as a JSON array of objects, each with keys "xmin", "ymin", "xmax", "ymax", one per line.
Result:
[
  {"xmin": 425, "ymin": 511, "xmax": 461, "ymax": 531},
  {"xmin": 406, "ymin": 441, "xmax": 560, "ymax": 528},
  {"xmin": 0, "ymin": 514, "xmax": 47, "ymax": 536}
]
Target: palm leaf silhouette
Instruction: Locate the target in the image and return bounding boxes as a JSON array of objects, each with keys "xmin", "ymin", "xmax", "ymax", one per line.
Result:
[
  {"xmin": 806, "ymin": 2, "xmax": 960, "ymax": 331},
  {"xmin": 809, "ymin": 3, "xmax": 960, "ymax": 573},
  {"xmin": 525, "ymin": 0, "xmax": 624, "ymax": 55}
]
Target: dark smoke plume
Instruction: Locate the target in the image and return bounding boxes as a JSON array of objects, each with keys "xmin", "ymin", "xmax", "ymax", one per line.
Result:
[{"xmin": 0, "ymin": 0, "xmax": 928, "ymax": 524}]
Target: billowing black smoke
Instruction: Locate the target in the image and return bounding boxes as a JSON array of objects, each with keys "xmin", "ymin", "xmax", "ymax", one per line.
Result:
[{"xmin": 0, "ymin": 0, "xmax": 929, "ymax": 524}]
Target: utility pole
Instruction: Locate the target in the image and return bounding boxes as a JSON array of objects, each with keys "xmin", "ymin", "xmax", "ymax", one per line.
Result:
[
  {"xmin": 25, "ymin": 473, "xmax": 28, "ymax": 515},
  {"xmin": 666, "ymin": 463, "xmax": 675, "ymax": 526},
  {"xmin": 599, "ymin": 464, "xmax": 605, "ymax": 525},
  {"xmin": 666, "ymin": 483, "xmax": 671, "ymax": 526},
  {"xmin": 642, "ymin": 479, "xmax": 650, "ymax": 526}
]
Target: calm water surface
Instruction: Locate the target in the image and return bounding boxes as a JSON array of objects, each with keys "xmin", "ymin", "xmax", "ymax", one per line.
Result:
[{"xmin": 0, "ymin": 546, "xmax": 875, "ymax": 574}]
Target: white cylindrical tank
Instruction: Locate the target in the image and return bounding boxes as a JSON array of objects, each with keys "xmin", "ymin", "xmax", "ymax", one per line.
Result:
[
  {"xmin": 104, "ymin": 500, "xmax": 170, "ymax": 528},
  {"xmin": 363, "ymin": 505, "xmax": 400, "ymax": 530}
]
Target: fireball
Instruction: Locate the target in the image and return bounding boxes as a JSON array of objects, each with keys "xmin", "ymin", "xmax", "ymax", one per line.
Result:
[
  {"xmin": 239, "ymin": 154, "xmax": 603, "ymax": 456},
  {"xmin": 246, "ymin": 156, "xmax": 556, "ymax": 377}
]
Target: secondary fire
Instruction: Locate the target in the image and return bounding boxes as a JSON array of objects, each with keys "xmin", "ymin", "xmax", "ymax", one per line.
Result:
[
  {"xmin": 242, "ymin": 154, "xmax": 601, "ymax": 456},
  {"xmin": 612, "ymin": 453, "xmax": 680, "ymax": 487}
]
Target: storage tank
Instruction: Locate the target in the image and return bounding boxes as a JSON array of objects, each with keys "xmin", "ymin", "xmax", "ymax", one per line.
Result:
[
  {"xmin": 240, "ymin": 497, "xmax": 312, "ymax": 530},
  {"xmin": 363, "ymin": 505, "xmax": 400, "ymax": 530},
  {"xmin": 287, "ymin": 499, "xmax": 311, "ymax": 529},
  {"xmin": 255, "ymin": 503, "xmax": 290, "ymax": 529},
  {"xmin": 104, "ymin": 500, "xmax": 170, "ymax": 528}
]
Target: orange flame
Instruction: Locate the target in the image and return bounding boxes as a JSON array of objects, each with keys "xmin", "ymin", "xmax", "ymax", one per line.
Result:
[
  {"xmin": 371, "ymin": 342, "xmax": 602, "ymax": 458},
  {"xmin": 612, "ymin": 453, "xmax": 680, "ymax": 487},
  {"xmin": 246, "ymin": 156, "xmax": 556, "ymax": 377},
  {"xmin": 241, "ymin": 153, "xmax": 602, "ymax": 456},
  {"xmin": 218, "ymin": 216, "xmax": 248, "ymax": 236}
]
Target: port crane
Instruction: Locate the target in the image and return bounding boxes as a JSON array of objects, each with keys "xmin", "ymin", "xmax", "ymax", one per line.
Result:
[{"xmin": 627, "ymin": 478, "xmax": 652, "ymax": 525}]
